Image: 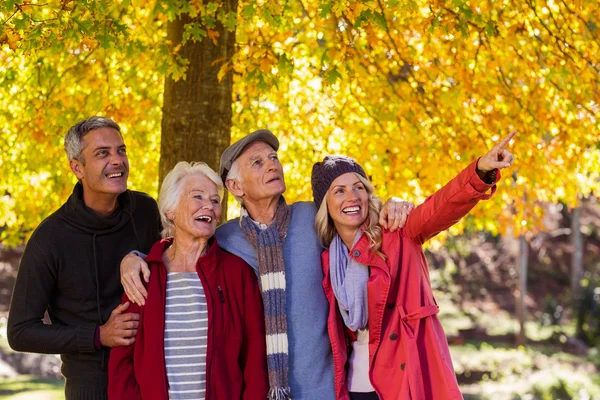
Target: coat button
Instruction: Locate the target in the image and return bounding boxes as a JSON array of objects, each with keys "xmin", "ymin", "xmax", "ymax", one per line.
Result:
[
  {"xmin": 390, "ymin": 333, "xmax": 398, "ymax": 340},
  {"xmin": 386, "ymin": 302, "xmax": 395, "ymax": 309},
  {"xmin": 401, "ymin": 363, "xmax": 406, "ymax": 371},
  {"xmin": 352, "ymin": 250, "xmax": 361, "ymax": 257}
]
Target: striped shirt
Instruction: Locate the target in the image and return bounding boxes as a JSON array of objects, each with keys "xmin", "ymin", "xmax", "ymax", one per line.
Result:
[{"xmin": 164, "ymin": 272, "xmax": 208, "ymax": 400}]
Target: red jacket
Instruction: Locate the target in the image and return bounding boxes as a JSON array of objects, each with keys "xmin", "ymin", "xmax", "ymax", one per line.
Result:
[
  {"xmin": 108, "ymin": 238, "xmax": 269, "ymax": 400},
  {"xmin": 323, "ymin": 161, "xmax": 499, "ymax": 400}
]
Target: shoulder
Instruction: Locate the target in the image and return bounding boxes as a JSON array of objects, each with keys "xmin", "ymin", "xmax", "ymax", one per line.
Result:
[
  {"xmin": 290, "ymin": 201, "xmax": 317, "ymax": 217},
  {"xmin": 130, "ymin": 190, "xmax": 158, "ymax": 210},
  {"xmin": 217, "ymin": 246, "xmax": 257, "ymax": 280},
  {"xmin": 26, "ymin": 206, "xmax": 67, "ymax": 251},
  {"xmin": 215, "ymin": 218, "xmax": 244, "ymax": 242},
  {"xmin": 218, "ymin": 245, "xmax": 248, "ymax": 267},
  {"xmin": 216, "ymin": 217, "xmax": 241, "ymax": 234}
]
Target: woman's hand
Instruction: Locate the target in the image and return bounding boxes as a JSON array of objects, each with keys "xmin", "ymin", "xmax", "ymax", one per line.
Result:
[
  {"xmin": 120, "ymin": 253, "xmax": 151, "ymax": 306},
  {"xmin": 380, "ymin": 198, "xmax": 415, "ymax": 232},
  {"xmin": 477, "ymin": 130, "xmax": 516, "ymax": 173}
]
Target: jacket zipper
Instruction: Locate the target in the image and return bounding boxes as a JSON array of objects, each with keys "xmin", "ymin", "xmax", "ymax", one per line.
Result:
[
  {"xmin": 159, "ymin": 265, "xmax": 169, "ymax": 399},
  {"xmin": 196, "ymin": 263, "xmax": 214, "ymax": 400},
  {"xmin": 217, "ymin": 285, "xmax": 225, "ymax": 303}
]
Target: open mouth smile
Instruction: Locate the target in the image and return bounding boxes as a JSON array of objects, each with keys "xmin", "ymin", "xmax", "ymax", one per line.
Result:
[
  {"xmin": 342, "ymin": 206, "xmax": 361, "ymax": 214},
  {"xmin": 194, "ymin": 215, "xmax": 213, "ymax": 223}
]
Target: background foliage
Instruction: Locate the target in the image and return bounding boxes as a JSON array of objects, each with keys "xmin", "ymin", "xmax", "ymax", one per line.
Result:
[{"xmin": 0, "ymin": 0, "xmax": 599, "ymax": 246}]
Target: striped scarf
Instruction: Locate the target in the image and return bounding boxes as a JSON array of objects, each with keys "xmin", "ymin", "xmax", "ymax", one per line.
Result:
[{"xmin": 240, "ymin": 197, "xmax": 292, "ymax": 400}]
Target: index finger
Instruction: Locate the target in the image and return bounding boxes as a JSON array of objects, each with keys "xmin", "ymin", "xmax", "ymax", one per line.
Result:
[
  {"xmin": 493, "ymin": 130, "xmax": 516, "ymax": 151},
  {"xmin": 379, "ymin": 208, "xmax": 389, "ymax": 229}
]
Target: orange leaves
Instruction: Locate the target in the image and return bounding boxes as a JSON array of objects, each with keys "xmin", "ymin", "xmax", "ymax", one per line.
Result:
[
  {"xmin": 0, "ymin": 29, "xmax": 22, "ymax": 51},
  {"xmin": 81, "ymin": 36, "xmax": 96, "ymax": 50},
  {"xmin": 207, "ymin": 28, "xmax": 220, "ymax": 45}
]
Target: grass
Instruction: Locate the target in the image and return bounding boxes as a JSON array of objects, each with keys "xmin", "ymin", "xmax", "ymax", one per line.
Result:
[{"xmin": 0, "ymin": 376, "xmax": 63, "ymax": 400}]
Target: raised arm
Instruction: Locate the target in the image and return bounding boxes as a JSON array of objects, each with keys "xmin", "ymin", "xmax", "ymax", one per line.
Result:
[{"xmin": 403, "ymin": 131, "xmax": 515, "ymax": 244}]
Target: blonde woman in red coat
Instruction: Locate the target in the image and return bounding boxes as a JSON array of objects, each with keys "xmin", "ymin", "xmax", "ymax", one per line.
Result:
[{"xmin": 311, "ymin": 132, "xmax": 515, "ymax": 400}]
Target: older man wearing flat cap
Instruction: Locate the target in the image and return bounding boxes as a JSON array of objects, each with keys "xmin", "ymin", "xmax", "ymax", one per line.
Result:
[{"xmin": 120, "ymin": 129, "xmax": 411, "ymax": 400}]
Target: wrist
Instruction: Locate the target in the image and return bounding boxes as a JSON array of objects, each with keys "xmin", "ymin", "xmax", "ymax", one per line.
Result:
[
  {"xmin": 94, "ymin": 325, "xmax": 102, "ymax": 350},
  {"xmin": 475, "ymin": 161, "xmax": 487, "ymax": 180},
  {"xmin": 98, "ymin": 323, "xmax": 106, "ymax": 347}
]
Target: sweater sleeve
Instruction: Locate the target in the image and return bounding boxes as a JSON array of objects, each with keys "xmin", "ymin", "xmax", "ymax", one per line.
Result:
[
  {"xmin": 239, "ymin": 264, "xmax": 269, "ymax": 400},
  {"xmin": 7, "ymin": 236, "xmax": 97, "ymax": 354},
  {"xmin": 403, "ymin": 160, "xmax": 500, "ymax": 245},
  {"xmin": 107, "ymin": 294, "xmax": 142, "ymax": 400}
]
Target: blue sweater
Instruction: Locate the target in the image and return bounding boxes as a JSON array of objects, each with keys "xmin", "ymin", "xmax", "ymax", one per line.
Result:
[{"xmin": 216, "ymin": 201, "xmax": 335, "ymax": 400}]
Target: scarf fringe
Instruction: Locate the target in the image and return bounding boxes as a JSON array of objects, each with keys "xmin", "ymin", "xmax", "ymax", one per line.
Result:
[{"xmin": 268, "ymin": 386, "xmax": 293, "ymax": 400}]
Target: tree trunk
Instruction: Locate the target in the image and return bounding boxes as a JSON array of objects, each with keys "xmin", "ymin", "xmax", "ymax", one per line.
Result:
[
  {"xmin": 159, "ymin": 0, "xmax": 238, "ymax": 221},
  {"xmin": 516, "ymin": 235, "xmax": 528, "ymax": 347},
  {"xmin": 571, "ymin": 206, "xmax": 583, "ymax": 303}
]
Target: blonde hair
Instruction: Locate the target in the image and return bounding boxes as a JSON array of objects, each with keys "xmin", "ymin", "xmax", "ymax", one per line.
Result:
[
  {"xmin": 158, "ymin": 161, "xmax": 224, "ymax": 238},
  {"xmin": 314, "ymin": 173, "xmax": 384, "ymax": 256}
]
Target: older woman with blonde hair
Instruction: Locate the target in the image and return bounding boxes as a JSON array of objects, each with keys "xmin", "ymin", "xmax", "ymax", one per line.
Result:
[
  {"xmin": 312, "ymin": 132, "xmax": 516, "ymax": 400},
  {"xmin": 108, "ymin": 161, "xmax": 268, "ymax": 400}
]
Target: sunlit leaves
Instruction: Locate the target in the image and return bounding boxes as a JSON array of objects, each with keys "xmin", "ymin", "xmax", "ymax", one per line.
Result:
[{"xmin": 1, "ymin": 0, "xmax": 599, "ymax": 245}]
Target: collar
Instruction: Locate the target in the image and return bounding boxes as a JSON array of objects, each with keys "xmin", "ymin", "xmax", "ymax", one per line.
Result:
[
  {"xmin": 239, "ymin": 206, "xmax": 270, "ymax": 230},
  {"xmin": 146, "ymin": 236, "xmax": 222, "ymax": 274},
  {"xmin": 348, "ymin": 233, "xmax": 389, "ymax": 272}
]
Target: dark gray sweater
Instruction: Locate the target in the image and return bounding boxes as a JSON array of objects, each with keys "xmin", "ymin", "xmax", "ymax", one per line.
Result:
[{"xmin": 8, "ymin": 182, "xmax": 160, "ymax": 399}]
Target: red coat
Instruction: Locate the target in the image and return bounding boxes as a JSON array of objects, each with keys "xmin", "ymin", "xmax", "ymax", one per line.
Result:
[
  {"xmin": 323, "ymin": 161, "xmax": 499, "ymax": 400},
  {"xmin": 108, "ymin": 238, "xmax": 269, "ymax": 400}
]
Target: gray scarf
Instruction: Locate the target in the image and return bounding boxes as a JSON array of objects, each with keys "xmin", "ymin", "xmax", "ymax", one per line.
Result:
[
  {"xmin": 240, "ymin": 198, "xmax": 292, "ymax": 400},
  {"xmin": 329, "ymin": 232, "xmax": 369, "ymax": 331}
]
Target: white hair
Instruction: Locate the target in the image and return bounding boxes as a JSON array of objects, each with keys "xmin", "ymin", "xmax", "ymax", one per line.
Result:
[
  {"xmin": 158, "ymin": 161, "xmax": 224, "ymax": 238},
  {"xmin": 225, "ymin": 158, "xmax": 244, "ymax": 204}
]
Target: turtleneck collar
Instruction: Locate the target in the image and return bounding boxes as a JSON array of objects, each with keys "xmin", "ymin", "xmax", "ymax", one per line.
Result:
[{"xmin": 61, "ymin": 182, "xmax": 136, "ymax": 234}]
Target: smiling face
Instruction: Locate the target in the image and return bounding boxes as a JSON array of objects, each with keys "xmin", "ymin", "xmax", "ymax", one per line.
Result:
[
  {"xmin": 228, "ymin": 141, "xmax": 286, "ymax": 205},
  {"xmin": 69, "ymin": 127, "xmax": 129, "ymax": 200},
  {"xmin": 326, "ymin": 172, "xmax": 369, "ymax": 240},
  {"xmin": 170, "ymin": 174, "xmax": 221, "ymax": 241}
]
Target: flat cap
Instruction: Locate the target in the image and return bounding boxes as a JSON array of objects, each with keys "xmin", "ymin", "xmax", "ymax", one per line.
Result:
[{"xmin": 219, "ymin": 129, "xmax": 279, "ymax": 183}]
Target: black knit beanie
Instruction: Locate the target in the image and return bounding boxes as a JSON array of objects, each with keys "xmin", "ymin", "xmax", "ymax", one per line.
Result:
[{"xmin": 311, "ymin": 155, "xmax": 367, "ymax": 207}]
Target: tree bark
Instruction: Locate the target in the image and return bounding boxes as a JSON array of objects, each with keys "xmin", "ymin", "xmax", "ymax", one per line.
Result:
[
  {"xmin": 160, "ymin": 0, "xmax": 238, "ymax": 221},
  {"xmin": 570, "ymin": 206, "xmax": 583, "ymax": 303},
  {"xmin": 516, "ymin": 235, "xmax": 529, "ymax": 347}
]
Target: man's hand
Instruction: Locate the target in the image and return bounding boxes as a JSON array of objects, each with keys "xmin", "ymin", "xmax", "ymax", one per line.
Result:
[
  {"xmin": 477, "ymin": 130, "xmax": 516, "ymax": 174},
  {"xmin": 120, "ymin": 253, "xmax": 150, "ymax": 306},
  {"xmin": 380, "ymin": 198, "xmax": 415, "ymax": 232},
  {"xmin": 99, "ymin": 302, "xmax": 139, "ymax": 347}
]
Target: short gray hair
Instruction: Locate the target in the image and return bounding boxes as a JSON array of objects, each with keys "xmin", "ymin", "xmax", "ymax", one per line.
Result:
[
  {"xmin": 64, "ymin": 116, "xmax": 121, "ymax": 161},
  {"xmin": 224, "ymin": 142, "xmax": 277, "ymax": 205},
  {"xmin": 158, "ymin": 161, "xmax": 224, "ymax": 238},
  {"xmin": 225, "ymin": 158, "xmax": 244, "ymax": 204}
]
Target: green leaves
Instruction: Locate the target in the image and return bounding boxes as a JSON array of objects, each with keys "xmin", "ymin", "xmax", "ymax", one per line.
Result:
[
  {"xmin": 182, "ymin": 22, "xmax": 207, "ymax": 43},
  {"xmin": 324, "ymin": 66, "xmax": 342, "ymax": 84},
  {"xmin": 277, "ymin": 53, "xmax": 294, "ymax": 76}
]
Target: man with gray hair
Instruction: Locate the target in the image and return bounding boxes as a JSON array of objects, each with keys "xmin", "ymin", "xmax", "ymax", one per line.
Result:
[
  {"xmin": 121, "ymin": 129, "xmax": 411, "ymax": 400},
  {"xmin": 8, "ymin": 116, "xmax": 161, "ymax": 400}
]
